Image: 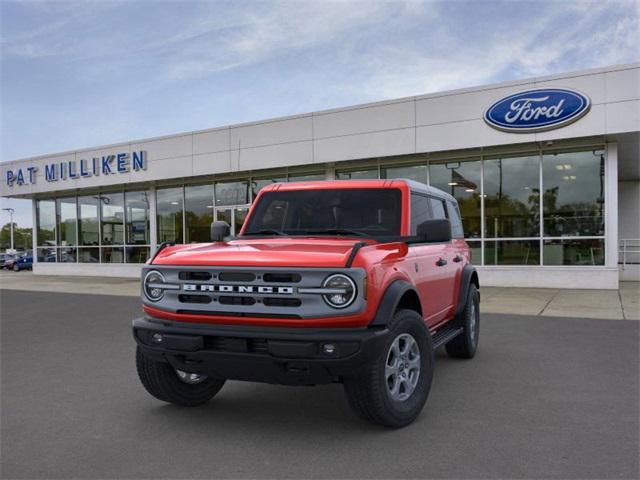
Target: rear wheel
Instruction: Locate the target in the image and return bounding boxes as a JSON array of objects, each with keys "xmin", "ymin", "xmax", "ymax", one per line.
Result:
[
  {"xmin": 136, "ymin": 347, "xmax": 225, "ymax": 406},
  {"xmin": 343, "ymin": 309, "xmax": 434, "ymax": 428},
  {"xmin": 446, "ymin": 283, "xmax": 480, "ymax": 359}
]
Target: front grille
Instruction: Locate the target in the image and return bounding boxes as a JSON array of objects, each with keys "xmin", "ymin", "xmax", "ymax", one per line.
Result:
[{"xmin": 145, "ymin": 266, "xmax": 366, "ymax": 320}]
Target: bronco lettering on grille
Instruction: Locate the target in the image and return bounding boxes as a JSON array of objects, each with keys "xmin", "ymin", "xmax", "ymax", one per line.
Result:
[{"xmin": 182, "ymin": 284, "xmax": 294, "ymax": 295}]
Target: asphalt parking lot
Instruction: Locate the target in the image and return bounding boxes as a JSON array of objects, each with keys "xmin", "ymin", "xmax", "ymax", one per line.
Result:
[{"xmin": 1, "ymin": 289, "xmax": 638, "ymax": 479}]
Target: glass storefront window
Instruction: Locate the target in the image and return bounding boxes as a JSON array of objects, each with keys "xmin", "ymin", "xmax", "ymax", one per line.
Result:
[
  {"xmin": 157, "ymin": 187, "xmax": 184, "ymax": 243},
  {"xmin": 383, "ymin": 164, "xmax": 428, "ymax": 185},
  {"xmin": 78, "ymin": 247, "xmax": 100, "ymax": 263},
  {"xmin": 100, "ymin": 193, "xmax": 124, "ymax": 245},
  {"xmin": 252, "ymin": 177, "xmax": 286, "ymax": 198},
  {"xmin": 288, "ymin": 172, "xmax": 325, "ymax": 182},
  {"xmin": 430, "ymin": 160, "xmax": 481, "ymax": 238},
  {"xmin": 125, "ymin": 191, "xmax": 150, "ymax": 245},
  {"xmin": 37, "ymin": 246, "xmax": 56, "ymax": 262},
  {"xmin": 56, "ymin": 198, "xmax": 77, "ymax": 246},
  {"xmin": 126, "ymin": 246, "xmax": 150, "ymax": 263},
  {"xmin": 542, "ymin": 150, "xmax": 605, "ymax": 237},
  {"xmin": 466, "ymin": 240, "xmax": 481, "ymax": 265},
  {"xmin": 543, "ymin": 239, "xmax": 604, "ymax": 265},
  {"xmin": 101, "ymin": 247, "xmax": 124, "ymax": 263},
  {"xmin": 484, "ymin": 240, "xmax": 540, "ymax": 265},
  {"xmin": 58, "ymin": 247, "xmax": 77, "ymax": 263},
  {"xmin": 78, "ymin": 196, "xmax": 100, "ymax": 246},
  {"xmin": 215, "ymin": 181, "xmax": 249, "ymax": 206},
  {"xmin": 185, "ymin": 184, "xmax": 214, "ymax": 243},
  {"xmin": 37, "ymin": 200, "xmax": 56, "ymax": 246},
  {"xmin": 336, "ymin": 168, "xmax": 378, "ymax": 180},
  {"xmin": 484, "ymin": 155, "xmax": 540, "ymax": 238}
]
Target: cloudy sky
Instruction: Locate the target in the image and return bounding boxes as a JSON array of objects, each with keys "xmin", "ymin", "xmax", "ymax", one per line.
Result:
[{"xmin": 1, "ymin": 0, "xmax": 639, "ymax": 227}]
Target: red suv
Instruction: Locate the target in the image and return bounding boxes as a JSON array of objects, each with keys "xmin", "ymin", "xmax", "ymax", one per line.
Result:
[{"xmin": 133, "ymin": 180, "xmax": 480, "ymax": 427}]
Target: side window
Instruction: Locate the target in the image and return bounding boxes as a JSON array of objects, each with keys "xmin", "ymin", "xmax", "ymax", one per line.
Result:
[
  {"xmin": 429, "ymin": 197, "xmax": 447, "ymax": 220},
  {"xmin": 410, "ymin": 193, "xmax": 431, "ymax": 235},
  {"xmin": 447, "ymin": 200, "xmax": 464, "ymax": 238}
]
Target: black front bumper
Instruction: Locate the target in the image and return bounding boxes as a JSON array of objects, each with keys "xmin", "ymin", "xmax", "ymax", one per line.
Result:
[{"xmin": 133, "ymin": 317, "xmax": 390, "ymax": 385}]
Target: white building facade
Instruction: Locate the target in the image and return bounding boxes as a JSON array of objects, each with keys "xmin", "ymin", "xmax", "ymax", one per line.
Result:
[{"xmin": 2, "ymin": 63, "xmax": 639, "ymax": 289}]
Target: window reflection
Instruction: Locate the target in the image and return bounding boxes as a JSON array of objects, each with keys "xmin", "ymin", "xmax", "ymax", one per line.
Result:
[
  {"xmin": 37, "ymin": 200, "xmax": 56, "ymax": 246},
  {"xmin": 288, "ymin": 172, "xmax": 325, "ymax": 182},
  {"xmin": 185, "ymin": 184, "xmax": 214, "ymax": 243},
  {"xmin": 336, "ymin": 169, "xmax": 378, "ymax": 180},
  {"xmin": 484, "ymin": 240, "xmax": 540, "ymax": 265},
  {"xmin": 430, "ymin": 160, "xmax": 481, "ymax": 238},
  {"xmin": 484, "ymin": 155, "xmax": 540, "ymax": 238},
  {"xmin": 100, "ymin": 193, "xmax": 124, "ymax": 245},
  {"xmin": 78, "ymin": 196, "xmax": 100, "ymax": 246},
  {"xmin": 215, "ymin": 181, "xmax": 249, "ymax": 206},
  {"xmin": 383, "ymin": 164, "xmax": 428, "ymax": 184},
  {"xmin": 125, "ymin": 191, "xmax": 150, "ymax": 245},
  {"xmin": 56, "ymin": 198, "xmax": 77, "ymax": 246},
  {"xmin": 543, "ymin": 239, "xmax": 604, "ymax": 265},
  {"xmin": 157, "ymin": 187, "xmax": 184, "ymax": 243},
  {"xmin": 543, "ymin": 151, "xmax": 605, "ymax": 237}
]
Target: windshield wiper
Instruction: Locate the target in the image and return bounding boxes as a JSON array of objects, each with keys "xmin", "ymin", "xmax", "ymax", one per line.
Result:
[
  {"xmin": 302, "ymin": 229, "xmax": 369, "ymax": 237},
  {"xmin": 243, "ymin": 229, "xmax": 288, "ymax": 236}
]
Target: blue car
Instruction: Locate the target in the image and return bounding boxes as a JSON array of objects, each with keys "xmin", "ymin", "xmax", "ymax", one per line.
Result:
[{"xmin": 13, "ymin": 253, "xmax": 33, "ymax": 271}]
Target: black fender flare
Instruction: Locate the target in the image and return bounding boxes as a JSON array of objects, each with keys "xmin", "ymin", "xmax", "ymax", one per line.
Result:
[
  {"xmin": 455, "ymin": 264, "xmax": 480, "ymax": 319},
  {"xmin": 370, "ymin": 280, "xmax": 419, "ymax": 326}
]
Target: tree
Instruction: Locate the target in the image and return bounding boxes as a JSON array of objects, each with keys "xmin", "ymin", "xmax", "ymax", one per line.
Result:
[{"xmin": 0, "ymin": 223, "xmax": 32, "ymax": 251}]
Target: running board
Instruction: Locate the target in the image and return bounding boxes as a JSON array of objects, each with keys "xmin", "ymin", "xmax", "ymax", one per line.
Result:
[{"xmin": 432, "ymin": 324, "xmax": 464, "ymax": 349}]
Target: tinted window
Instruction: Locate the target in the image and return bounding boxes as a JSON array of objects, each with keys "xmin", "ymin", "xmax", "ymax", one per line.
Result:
[
  {"xmin": 446, "ymin": 200, "xmax": 464, "ymax": 238},
  {"xmin": 429, "ymin": 198, "xmax": 447, "ymax": 219},
  {"xmin": 245, "ymin": 189, "xmax": 402, "ymax": 236},
  {"xmin": 410, "ymin": 194, "xmax": 431, "ymax": 235}
]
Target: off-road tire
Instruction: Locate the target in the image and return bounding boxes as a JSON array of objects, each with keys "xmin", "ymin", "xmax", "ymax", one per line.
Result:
[
  {"xmin": 136, "ymin": 347, "xmax": 225, "ymax": 406},
  {"xmin": 343, "ymin": 309, "xmax": 434, "ymax": 428},
  {"xmin": 445, "ymin": 283, "xmax": 480, "ymax": 359}
]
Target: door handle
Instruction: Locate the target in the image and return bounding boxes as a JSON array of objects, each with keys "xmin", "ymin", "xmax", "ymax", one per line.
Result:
[
  {"xmin": 436, "ymin": 258, "xmax": 447, "ymax": 267},
  {"xmin": 453, "ymin": 255, "xmax": 463, "ymax": 263}
]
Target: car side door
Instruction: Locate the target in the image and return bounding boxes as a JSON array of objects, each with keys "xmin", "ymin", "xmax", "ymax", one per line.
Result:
[{"xmin": 409, "ymin": 193, "xmax": 452, "ymax": 326}]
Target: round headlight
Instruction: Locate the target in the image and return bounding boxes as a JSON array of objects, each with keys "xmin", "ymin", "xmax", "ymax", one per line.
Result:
[
  {"xmin": 143, "ymin": 270, "xmax": 166, "ymax": 302},
  {"xmin": 322, "ymin": 274, "xmax": 357, "ymax": 309}
]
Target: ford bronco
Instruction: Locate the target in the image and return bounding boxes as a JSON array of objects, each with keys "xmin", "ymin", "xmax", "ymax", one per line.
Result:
[{"xmin": 133, "ymin": 179, "xmax": 480, "ymax": 427}]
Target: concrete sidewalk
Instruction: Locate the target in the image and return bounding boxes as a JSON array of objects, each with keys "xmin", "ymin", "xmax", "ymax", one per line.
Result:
[{"xmin": 1, "ymin": 271, "xmax": 638, "ymax": 320}]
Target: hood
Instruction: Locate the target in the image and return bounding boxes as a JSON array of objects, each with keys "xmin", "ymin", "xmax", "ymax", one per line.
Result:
[{"xmin": 151, "ymin": 237, "xmax": 376, "ymax": 268}]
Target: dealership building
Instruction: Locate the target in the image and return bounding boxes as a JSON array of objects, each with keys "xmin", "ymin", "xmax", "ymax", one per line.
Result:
[{"xmin": 1, "ymin": 63, "xmax": 638, "ymax": 289}]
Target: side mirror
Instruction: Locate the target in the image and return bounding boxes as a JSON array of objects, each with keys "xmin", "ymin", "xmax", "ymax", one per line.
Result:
[
  {"xmin": 416, "ymin": 219, "xmax": 451, "ymax": 243},
  {"xmin": 211, "ymin": 221, "xmax": 231, "ymax": 242}
]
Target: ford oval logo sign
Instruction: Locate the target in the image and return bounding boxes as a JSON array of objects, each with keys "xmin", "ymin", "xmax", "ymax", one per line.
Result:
[{"xmin": 484, "ymin": 88, "xmax": 591, "ymax": 133}]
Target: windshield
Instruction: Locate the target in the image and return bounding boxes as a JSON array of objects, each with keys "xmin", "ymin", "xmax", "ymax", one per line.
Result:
[{"xmin": 243, "ymin": 188, "xmax": 402, "ymax": 237}]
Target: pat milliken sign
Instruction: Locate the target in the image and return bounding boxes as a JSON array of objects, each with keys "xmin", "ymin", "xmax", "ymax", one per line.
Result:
[
  {"xmin": 5, "ymin": 150, "xmax": 147, "ymax": 187},
  {"xmin": 484, "ymin": 88, "xmax": 591, "ymax": 133}
]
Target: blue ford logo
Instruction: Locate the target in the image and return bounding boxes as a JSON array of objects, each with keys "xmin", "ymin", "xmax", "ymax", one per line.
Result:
[{"xmin": 484, "ymin": 88, "xmax": 591, "ymax": 133}]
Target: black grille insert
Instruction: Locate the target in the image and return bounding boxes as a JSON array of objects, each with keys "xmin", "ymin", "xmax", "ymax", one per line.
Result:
[
  {"xmin": 179, "ymin": 271, "xmax": 212, "ymax": 281},
  {"xmin": 263, "ymin": 273, "xmax": 302, "ymax": 283},
  {"xmin": 219, "ymin": 296, "xmax": 256, "ymax": 306},
  {"xmin": 263, "ymin": 297, "xmax": 302, "ymax": 307},
  {"xmin": 219, "ymin": 272, "xmax": 256, "ymax": 282},
  {"xmin": 178, "ymin": 294, "xmax": 212, "ymax": 304}
]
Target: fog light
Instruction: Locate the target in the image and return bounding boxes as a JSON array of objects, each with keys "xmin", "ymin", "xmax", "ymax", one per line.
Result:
[
  {"xmin": 323, "ymin": 343, "xmax": 336, "ymax": 355},
  {"xmin": 152, "ymin": 333, "xmax": 163, "ymax": 344}
]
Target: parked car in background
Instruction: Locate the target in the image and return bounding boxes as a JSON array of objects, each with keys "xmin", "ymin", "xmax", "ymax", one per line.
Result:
[
  {"xmin": 12, "ymin": 252, "xmax": 33, "ymax": 271},
  {"xmin": 2, "ymin": 253, "xmax": 17, "ymax": 270}
]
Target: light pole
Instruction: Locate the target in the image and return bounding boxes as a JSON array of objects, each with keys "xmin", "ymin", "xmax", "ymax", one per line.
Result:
[{"xmin": 2, "ymin": 207, "xmax": 15, "ymax": 251}]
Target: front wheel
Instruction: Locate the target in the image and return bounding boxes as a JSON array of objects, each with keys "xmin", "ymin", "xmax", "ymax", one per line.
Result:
[
  {"xmin": 343, "ymin": 309, "xmax": 434, "ymax": 428},
  {"xmin": 136, "ymin": 347, "xmax": 225, "ymax": 406},
  {"xmin": 12, "ymin": 263, "xmax": 19, "ymax": 272}
]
